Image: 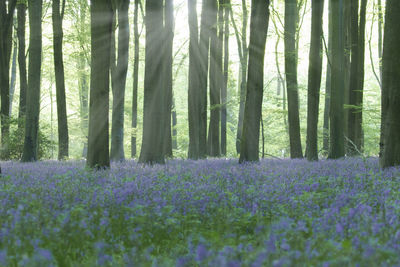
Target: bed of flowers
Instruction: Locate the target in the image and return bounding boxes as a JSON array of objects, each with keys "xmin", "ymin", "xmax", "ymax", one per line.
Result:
[{"xmin": 0, "ymin": 157, "xmax": 399, "ymax": 266}]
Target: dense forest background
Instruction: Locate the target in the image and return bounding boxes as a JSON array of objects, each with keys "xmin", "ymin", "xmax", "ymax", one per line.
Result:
[{"xmin": 0, "ymin": 0, "xmax": 395, "ymax": 165}]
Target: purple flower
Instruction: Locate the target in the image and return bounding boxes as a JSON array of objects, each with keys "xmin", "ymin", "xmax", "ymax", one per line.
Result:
[{"xmin": 196, "ymin": 244, "xmax": 208, "ymax": 262}]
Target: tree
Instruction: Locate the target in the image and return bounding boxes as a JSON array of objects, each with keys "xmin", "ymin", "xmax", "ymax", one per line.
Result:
[
  {"xmin": 0, "ymin": 0, "xmax": 17, "ymax": 149},
  {"xmin": 139, "ymin": 0, "xmax": 165, "ymax": 164},
  {"xmin": 328, "ymin": 0, "xmax": 345, "ymax": 159},
  {"xmin": 52, "ymin": 0, "xmax": 69, "ymax": 160},
  {"xmin": 110, "ymin": 0, "xmax": 130, "ymax": 162},
  {"xmin": 284, "ymin": 0, "xmax": 303, "ymax": 158},
  {"xmin": 348, "ymin": 0, "xmax": 367, "ymax": 155},
  {"xmin": 162, "ymin": 0, "xmax": 174, "ymax": 158},
  {"xmin": 233, "ymin": 0, "xmax": 249, "ymax": 154},
  {"xmin": 221, "ymin": 0, "xmax": 230, "ymax": 156},
  {"xmin": 188, "ymin": 0, "xmax": 201, "ymax": 159},
  {"xmin": 239, "ymin": 0, "xmax": 270, "ymax": 163},
  {"xmin": 380, "ymin": 0, "xmax": 400, "ymax": 168},
  {"xmin": 131, "ymin": 0, "xmax": 140, "ymax": 158},
  {"xmin": 87, "ymin": 0, "xmax": 113, "ymax": 169},
  {"xmin": 21, "ymin": 0, "xmax": 42, "ymax": 162},
  {"xmin": 207, "ymin": 0, "xmax": 221, "ymax": 157},
  {"xmin": 306, "ymin": 0, "xmax": 324, "ymax": 161}
]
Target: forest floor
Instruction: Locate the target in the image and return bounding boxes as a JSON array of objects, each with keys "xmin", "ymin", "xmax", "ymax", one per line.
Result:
[{"xmin": 0, "ymin": 158, "xmax": 399, "ymax": 266}]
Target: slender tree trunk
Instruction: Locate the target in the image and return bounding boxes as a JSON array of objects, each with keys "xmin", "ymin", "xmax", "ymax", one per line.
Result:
[
  {"xmin": 87, "ymin": 0, "xmax": 113, "ymax": 169},
  {"xmin": 17, "ymin": 3, "xmax": 27, "ymax": 130},
  {"xmin": 235, "ymin": 0, "xmax": 248, "ymax": 154},
  {"xmin": 207, "ymin": 0, "xmax": 221, "ymax": 157},
  {"xmin": 52, "ymin": 0, "xmax": 69, "ymax": 160},
  {"xmin": 198, "ymin": 0, "xmax": 212, "ymax": 158},
  {"xmin": 380, "ymin": 0, "xmax": 400, "ymax": 168},
  {"xmin": 163, "ymin": 0, "xmax": 174, "ymax": 158},
  {"xmin": 131, "ymin": 0, "xmax": 140, "ymax": 158},
  {"xmin": 187, "ymin": 0, "xmax": 201, "ymax": 159},
  {"xmin": 9, "ymin": 34, "xmax": 17, "ymax": 116},
  {"xmin": 0, "ymin": 0, "xmax": 17, "ymax": 151},
  {"xmin": 139, "ymin": 0, "xmax": 165, "ymax": 164},
  {"xmin": 239, "ymin": 0, "xmax": 270, "ymax": 163},
  {"xmin": 172, "ymin": 92, "xmax": 177, "ymax": 150},
  {"xmin": 22, "ymin": 0, "xmax": 42, "ymax": 162},
  {"xmin": 221, "ymin": 0, "xmax": 230, "ymax": 156},
  {"xmin": 328, "ymin": 0, "xmax": 345, "ymax": 159},
  {"xmin": 285, "ymin": 0, "xmax": 303, "ymax": 158},
  {"xmin": 110, "ymin": 0, "xmax": 130, "ymax": 162},
  {"xmin": 377, "ymin": 0, "xmax": 383, "ymax": 80},
  {"xmin": 306, "ymin": 0, "xmax": 324, "ymax": 161},
  {"xmin": 323, "ymin": 0, "xmax": 332, "ymax": 155}
]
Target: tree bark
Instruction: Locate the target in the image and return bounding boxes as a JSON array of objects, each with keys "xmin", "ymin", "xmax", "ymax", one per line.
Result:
[
  {"xmin": 9, "ymin": 32, "xmax": 17, "ymax": 116},
  {"xmin": 328, "ymin": 0, "xmax": 345, "ymax": 159},
  {"xmin": 235, "ymin": 0, "xmax": 248, "ymax": 154},
  {"xmin": 323, "ymin": 0, "xmax": 332, "ymax": 155},
  {"xmin": 380, "ymin": 0, "xmax": 400, "ymax": 168},
  {"xmin": 239, "ymin": 0, "xmax": 270, "ymax": 163},
  {"xmin": 207, "ymin": 0, "xmax": 221, "ymax": 157},
  {"xmin": 306, "ymin": 0, "xmax": 324, "ymax": 161},
  {"xmin": 221, "ymin": 0, "xmax": 230, "ymax": 156},
  {"xmin": 0, "ymin": 0, "xmax": 17, "ymax": 150},
  {"xmin": 285, "ymin": 0, "xmax": 303, "ymax": 158},
  {"xmin": 52, "ymin": 0, "xmax": 69, "ymax": 160},
  {"xmin": 131, "ymin": 0, "xmax": 140, "ymax": 158},
  {"xmin": 110, "ymin": 0, "xmax": 130, "ymax": 162},
  {"xmin": 22, "ymin": 0, "xmax": 42, "ymax": 162},
  {"xmin": 187, "ymin": 0, "xmax": 201, "ymax": 159},
  {"xmin": 139, "ymin": 0, "xmax": 165, "ymax": 164},
  {"xmin": 17, "ymin": 3, "xmax": 27, "ymax": 130},
  {"xmin": 162, "ymin": 0, "xmax": 174, "ymax": 158},
  {"xmin": 87, "ymin": 0, "xmax": 113, "ymax": 169}
]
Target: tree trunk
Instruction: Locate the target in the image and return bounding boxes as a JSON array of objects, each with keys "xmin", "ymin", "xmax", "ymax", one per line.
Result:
[
  {"xmin": 9, "ymin": 32, "xmax": 17, "ymax": 116},
  {"xmin": 0, "ymin": 0, "xmax": 17, "ymax": 151},
  {"xmin": 328, "ymin": 0, "xmax": 345, "ymax": 159},
  {"xmin": 380, "ymin": 0, "xmax": 400, "ymax": 168},
  {"xmin": 110, "ymin": 0, "xmax": 130, "ymax": 162},
  {"xmin": 162, "ymin": 0, "xmax": 174, "ymax": 158},
  {"xmin": 139, "ymin": 0, "xmax": 165, "ymax": 164},
  {"xmin": 306, "ymin": 0, "xmax": 324, "ymax": 161},
  {"xmin": 285, "ymin": 0, "xmax": 303, "ymax": 158},
  {"xmin": 17, "ymin": 3, "xmax": 27, "ymax": 130},
  {"xmin": 221, "ymin": 0, "xmax": 230, "ymax": 156},
  {"xmin": 172, "ymin": 92, "xmax": 177, "ymax": 150},
  {"xmin": 239, "ymin": 0, "xmax": 270, "ymax": 163},
  {"xmin": 323, "ymin": 0, "xmax": 332, "ymax": 155},
  {"xmin": 235, "ymin": 0, "xmax": 248, "ymax": 154},
  {"xmin": 87, "ymin": 0, "xmax": 113, "ymax": 169},
  {"xmin": 198, "ymin": 0, "xmax": 212, "ymax": 158},
  {"xmin": 52, "ymin": 0, "xmax": 69, "ymax": 160},
  {"xmin": 131, "ymin": 0, "xmax": 140, "ymax": 158},
  {"xmin": 207, "ymin": 0, "xmax": 221, "ymax": 157},
  {"xmin": 22, "ymin": 0, "xmax": 42, "ymax": 162},
  {"xmin": 187, "ymin": 0, "xmax": 201, "ymax": 159}
]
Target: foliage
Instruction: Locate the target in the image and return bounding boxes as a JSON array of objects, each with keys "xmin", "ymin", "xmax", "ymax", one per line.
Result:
[
  {"xmin": 0, "ymin": 158, "xmax": 399, "ymax": 265},
  {"xmin": 0, "ymin": 117, "xmax": 56, "ymax": 160}
]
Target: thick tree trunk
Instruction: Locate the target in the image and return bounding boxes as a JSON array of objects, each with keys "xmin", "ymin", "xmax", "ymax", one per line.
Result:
[
  {"xmin": 239, "ymin": 0, "xmax": 270, "ymax": 163},
  {"xmin": 22, "ymin": 0, "xmax": 42, "ymax": 162},
  {"xmin": 328, "ymin": 0, "xmax": 345, "ymax": 159},
  {"xmin": 162, "ymin": 0, "xmax": 174, "ymax": 158},
  {"xmin": 0, "ymin": 0, "xmax": 17, "ymax": 151},
  {"xmin": 131, "ymin": 0, "xmax": 140, "ymax": 158},
  {"xmin": 139, "ymin": 0, "xmax": 165, "ymax": 164},
  {"xmin": 52, "ymin": 0, "xmax": 69, "ymax": 160},
  {"xmin": 17, "ymin": 3, "xmax": 27, "ymax": 130},
  {"xmin": 380, "ymin": 0, "xmax": 400, "ymax": 168},
  {"xmin": 207, "ymin": 0, "xmax": 221, "ymax": 157},
  {"xmin": 110, "ymin": 0, "xmax": 130, "ymax": 162},
  {"xmin": 306, "ymin": 0, "xmax": 324, "ymax": 161},
  {"xmin": 221, "ymin": 0, "xmax": 230, "ymax": 156},
  {"xmin": 285, "ymin": 0, "xmax": 303, "ymax": 159},
  {"xmin": 87, "ymin": 0, "xmax": 113, "ymax": 169}
]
